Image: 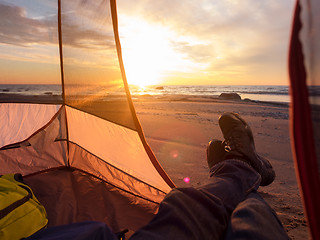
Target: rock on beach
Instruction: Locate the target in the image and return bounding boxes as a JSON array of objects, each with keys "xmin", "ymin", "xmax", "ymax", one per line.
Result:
[{"xmin": 219, "ymin": 92, "xmax": 241, "ymax": 100}]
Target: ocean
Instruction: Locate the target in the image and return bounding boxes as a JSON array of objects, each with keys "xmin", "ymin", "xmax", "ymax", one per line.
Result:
[
  {"xmin": 130, "ymin": 85, "xmax": 292, "ymax": 103},
  {"xmin": 1, "ymin": 84, "xmax": 320, "ymax": 104}
]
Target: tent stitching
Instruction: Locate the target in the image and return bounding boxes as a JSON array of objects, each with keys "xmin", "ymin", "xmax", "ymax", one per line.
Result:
[
  {"xmin": 65, "ymin": 104, "xmax": 137, "ymax": 131},
  {"xmin": 68, "ymin": 141, "xmax": 167, "ymax": 195}
]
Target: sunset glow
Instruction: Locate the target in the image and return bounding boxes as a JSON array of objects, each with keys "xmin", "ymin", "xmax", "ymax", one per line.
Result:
[
  {"xmin": 119, "ymin": 16, "xmax": 201, "ymax": 87},
  {"xmin": 119, "ymin": 17, "xmax": 169, "ymax": 87},
  {"xmin": 117, "ymin": 0, "xmax": 295, "ymax": 86},
  {"xmin": 0, "ymin": 0, "xmax": 296, "ymax": 86}
]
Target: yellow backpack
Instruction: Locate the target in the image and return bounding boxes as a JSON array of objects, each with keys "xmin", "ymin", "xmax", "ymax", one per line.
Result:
[{"xmin": 0, "ymin": 174, "xmax": 48, "ymax": 240}]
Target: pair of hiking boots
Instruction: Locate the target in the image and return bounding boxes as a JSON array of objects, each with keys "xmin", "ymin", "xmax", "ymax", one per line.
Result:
[{"xmin": 207, "ymin": 112, "xmax": 275, "ymax": 186}]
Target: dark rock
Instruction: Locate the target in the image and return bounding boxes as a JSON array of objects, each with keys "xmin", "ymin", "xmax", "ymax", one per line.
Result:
[
  {"xmin": 219, "ymin": 92, "xmax": 241, "ymax": 100},
  {"xmin": 155, "ymin": 86, "xmax": 164, "ymax": 90}
]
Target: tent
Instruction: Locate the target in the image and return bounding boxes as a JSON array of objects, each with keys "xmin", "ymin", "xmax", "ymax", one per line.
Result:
[
  {"xmin": 1, "ymin": 0, "xmax": 320, "ymax": 239},
  {"xmin": 0, "ymin": 0, "xmax": 175, "ymax": 234},
  {"xmin": 289, "ymin": 0, "xmax": 320, "ymax": 239}
]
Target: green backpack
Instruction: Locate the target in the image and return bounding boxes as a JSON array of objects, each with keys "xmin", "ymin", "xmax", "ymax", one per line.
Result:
[{"xmin": 0, "ymin": 174, "xmax": 48, "ymax": 240}]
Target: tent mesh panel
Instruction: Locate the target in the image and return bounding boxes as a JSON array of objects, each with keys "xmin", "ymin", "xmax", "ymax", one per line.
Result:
[{"xmin": 61, "ymin": 0, "xmax": 136, "ymax": 130}]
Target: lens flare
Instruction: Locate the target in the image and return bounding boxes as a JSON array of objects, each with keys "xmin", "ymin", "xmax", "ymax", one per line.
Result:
[
  {"xmin": 183, "ymin": 177, "xmax": 190, "ymax": 184},
  {"xmin": 171, "ymin": 149, "xmax": 179, "ymax": 159}
]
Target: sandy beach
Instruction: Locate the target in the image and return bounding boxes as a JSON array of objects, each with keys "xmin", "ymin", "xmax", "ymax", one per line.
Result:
[
  {"xmin": 0, "ymin": 91, "xmax": 309, "ymax": 238},
  {"xmin": 133, "ymin": 95, "xmax": 309, "ymax": 239}
]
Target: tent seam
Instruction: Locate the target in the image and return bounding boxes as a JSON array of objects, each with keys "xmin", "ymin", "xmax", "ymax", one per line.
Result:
[
  {"xmin": 68, "ymin": 141, "xmax": 167, "ymax": 195},
  {"xmin": 64, "ymin": 104, "xmax": 137, "ymax": 132}
]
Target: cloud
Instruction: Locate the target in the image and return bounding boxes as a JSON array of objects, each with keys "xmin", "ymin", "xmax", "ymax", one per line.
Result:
[
  {"xmin": 0, "ymin": 3, "xmax": 56, "ymax": 46},
  {"xmin": 119, "ymin": 0, "xmax": 293, "ymax": 36},
  {"xmin": 61, "ymin": 23, "xmax": 114, "ymax": 50},
  {"xmin": 117, "ymin": 0, "xmax": 295, "ymax": 82},
  {"xmin": 1, "ymin": 0, "xmax": 296, "ymax": 85},
  {"xmin": 171, "ymin": 41, "xmax": 213, "ymax": 63},
  {"xmin": 0, "ymin": 1, "xmax": 114, "ymax": 50}
]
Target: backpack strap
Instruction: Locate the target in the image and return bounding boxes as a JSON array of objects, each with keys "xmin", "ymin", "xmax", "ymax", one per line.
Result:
[{"xmin": 0, "ymin": 184, "xmax": 32, "ymax": 219}]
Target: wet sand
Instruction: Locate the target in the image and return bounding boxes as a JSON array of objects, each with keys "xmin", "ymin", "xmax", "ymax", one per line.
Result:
[{"xmin": 133, "ymin": 95, "xmax": 309, "ymax": 239}]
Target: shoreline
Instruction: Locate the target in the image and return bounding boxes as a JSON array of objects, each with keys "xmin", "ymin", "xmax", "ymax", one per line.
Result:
[
  {"xmin": 0, "ymin": 92, "xmax": 291, "ymax": 108},
  {"xmin": 132, "ymin": 93, "xmax": 290, "ymax": 107}
]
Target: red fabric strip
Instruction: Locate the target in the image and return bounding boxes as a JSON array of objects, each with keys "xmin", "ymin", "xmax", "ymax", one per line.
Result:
[{"xmin": 288, "ymin": 1, "xmax": 320, "ymax": 239}]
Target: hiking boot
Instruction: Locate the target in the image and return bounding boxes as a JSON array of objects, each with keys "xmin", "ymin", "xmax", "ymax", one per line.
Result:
[
  {"xmin": 218, "ymin": 112, "xmax": 275, "ymax": 186},
  {"xmin": 206, "ymin": 139, "xmax": 226, "ymax": 169}
]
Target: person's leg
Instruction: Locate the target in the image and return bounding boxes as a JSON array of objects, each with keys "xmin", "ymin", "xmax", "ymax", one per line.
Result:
[
  {"xmin": 130, "ymin": 112, "xmax": 287, "ymax": 240},
  {"xmin": 225, "ymin": 192, "xmax": 289, "ymax": 240},
  {"xmin": 130, "ymin": 160, "xmax": 261, "ymax": 240},
  {"xmin": 217, "ymin": 113, "xmax": 275, "ymax": 186}
]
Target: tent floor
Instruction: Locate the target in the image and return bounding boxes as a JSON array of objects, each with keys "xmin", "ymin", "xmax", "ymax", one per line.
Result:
[{"xmin": 24, "ymin": 167, "xmax": 157, "ymax": 233}]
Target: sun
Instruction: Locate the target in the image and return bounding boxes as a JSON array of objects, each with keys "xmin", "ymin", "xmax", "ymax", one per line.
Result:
[{"xmin": 119, "ymin": 16, "xmax": 186, "ymax": 87}]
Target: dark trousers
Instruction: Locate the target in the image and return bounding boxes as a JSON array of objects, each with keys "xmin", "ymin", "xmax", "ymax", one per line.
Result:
[{"xmin": 130, "ymin": 160, "xmax": 289, "ymax": 240}]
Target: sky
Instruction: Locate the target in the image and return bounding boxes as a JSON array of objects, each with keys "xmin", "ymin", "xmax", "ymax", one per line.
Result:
[
  {"xmin": 0, "ymin": 0, "xmax": 296, "ymax": 86},
  {"xmin": 117, "ymin": 0, "xmax": 296, "ymax": 86}
]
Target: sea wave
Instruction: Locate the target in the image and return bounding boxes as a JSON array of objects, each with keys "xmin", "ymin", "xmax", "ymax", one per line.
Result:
[{"xmin": 1, "ymin": 84, "xmax": 319, "ymax": 104}]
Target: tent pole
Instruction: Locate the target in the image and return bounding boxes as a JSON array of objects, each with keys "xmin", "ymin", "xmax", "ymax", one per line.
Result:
[
  {"xmin": 58, "ymin": 0, "xmax": 70, "ymax": 166},
  {"xmin": 109, "ymin": 0, "xmax": 175, "ymax": 188}
]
